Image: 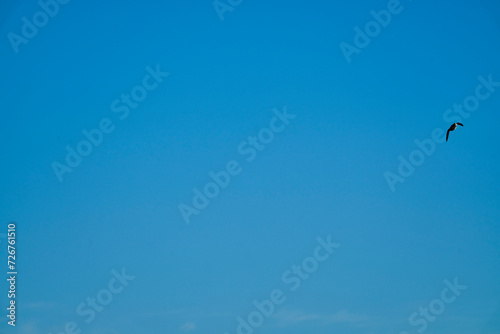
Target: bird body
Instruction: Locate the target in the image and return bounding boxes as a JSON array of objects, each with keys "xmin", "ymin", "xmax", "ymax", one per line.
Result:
[{"xmin": 446, "ymin": 122, "xmax": 463, "ymax": 142}]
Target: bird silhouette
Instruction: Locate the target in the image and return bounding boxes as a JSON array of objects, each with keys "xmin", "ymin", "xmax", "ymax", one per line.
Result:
[{"xmin": 446, "ymin": 122, "xmax": 463, "ymax": 142}]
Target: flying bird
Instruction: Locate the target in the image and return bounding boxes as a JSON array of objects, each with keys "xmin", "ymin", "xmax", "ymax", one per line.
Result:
[{"xmin": 446, "ymin": 122, "xmax": 463, "ymax": 142}]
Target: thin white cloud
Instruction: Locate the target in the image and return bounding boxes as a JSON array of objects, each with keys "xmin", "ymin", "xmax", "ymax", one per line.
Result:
[
  {"xmin": 16, "ymin": 321, "xmax": 41, "ymax": 334},
  {"xmin": 180, "ymin": 322, "xmax": 196, "ymax": 331},
  {"xmin": 326, "ymin": 309, "xmax": 375, "ymax": 324},
  {"xmin": 274, "ymin": 309, "xmax": 376, "ymax": 327},
  {"xmin": 84, "ymin": 327, "xmax": 120, "ymax": 334},
  {"xmin": 24, "ymin": 301, "xmax": 57, "ymax": 309},
  {"xmin": 146, "ymin": 308, "xmax": 190, "ymax": 316},
  {"xmin": 142, "ymin": 308, "xmax": 231, "ymax": 318}
]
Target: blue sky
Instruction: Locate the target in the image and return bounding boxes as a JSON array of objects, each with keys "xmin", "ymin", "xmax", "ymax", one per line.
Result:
[{"xmin": 1, "ymin": 0, "xmax": 499, "ymax": 333}]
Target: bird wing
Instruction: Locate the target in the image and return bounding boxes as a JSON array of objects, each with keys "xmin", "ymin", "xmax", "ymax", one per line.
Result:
[
  {"xmin": 457, "ymin": 122, "xmax": 463, "ymax": 126},
  {"xmin": 446, "ymin": 129, "xmax": 450, "ymax": 141}
]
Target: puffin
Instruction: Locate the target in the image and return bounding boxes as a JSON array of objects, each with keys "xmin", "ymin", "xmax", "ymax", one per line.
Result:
[{"xmin": 446, "ymin": 122, "xmax": 463, "ymax": 142}]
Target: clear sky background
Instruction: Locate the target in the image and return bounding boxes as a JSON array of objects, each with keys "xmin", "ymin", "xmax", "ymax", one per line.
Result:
[{"xmin": 1, "ymin": 0, "xmax": 499, "ymax": 333}]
